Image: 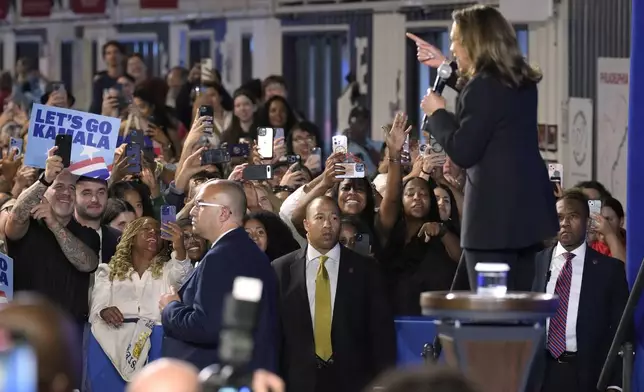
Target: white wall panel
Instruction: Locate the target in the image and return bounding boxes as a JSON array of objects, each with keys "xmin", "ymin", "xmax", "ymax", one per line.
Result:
[
  {"xmin": 371, "ymin": 12, "xmax": 406, "ymax": 141},
  {"xmin": 224, "ymin": 18, "xmax": 282, "ymax": 90},
  {"xmin": 528, "ymin": 0, "xmax": 568, "ymax": 162}
]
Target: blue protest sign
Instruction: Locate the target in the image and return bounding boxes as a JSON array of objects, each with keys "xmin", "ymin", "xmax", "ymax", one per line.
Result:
[
  {"xmin": 24, "ymin": 104, "xmax": 121, "ymax": 179},
  {"xmin": 0, "ymin": 252, "xmax": 13, "ymax": 302}
]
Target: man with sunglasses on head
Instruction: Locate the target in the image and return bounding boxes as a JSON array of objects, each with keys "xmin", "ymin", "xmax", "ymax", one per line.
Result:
[{"xmin": 159, "ymin": 179, "xmax": 278, "ymax": 373}]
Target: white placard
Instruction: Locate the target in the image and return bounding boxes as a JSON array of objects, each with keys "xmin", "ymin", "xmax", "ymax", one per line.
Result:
[
  {"xmin": 566, "ymin": 98, "xmax": 594, "ymax": 186},
  {"xmin": 596, "ymin": 57, "xmax": 630, "ymax": 206}
]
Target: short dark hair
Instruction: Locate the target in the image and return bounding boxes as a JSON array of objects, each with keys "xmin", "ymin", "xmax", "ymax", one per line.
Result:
[
  {"xmin": 559, "ymin": 188, "xmax": 590, "ymax": 218},
  {"xmin": 369, "ymin": 367, "xmax": 478, "ymax": 392},
  {"xmin": 101, "ymin": 198, "xmax": 136, "ymax": 227},
  {"xmin": 262, "ymin": 75, "xmax": 286, "ymax": 92},
  {"xmin": 76, "ymin": 176, "xmax": 107, "ymax": 186},
  {"xmin": 574, "ymin": 180, "xmax": 612, "ymax": 199},
  {"xmin": 118, "ymin": 73, "xmax": 136, "ymax": 84},
  {"xmin": 102, "ymin": 40, "xmax": 125, "ymax": 57},
  {"xmin": 603, "ymin": 196, "xmax": 624, "ymax": 219},
  {"xmin": 306, "ymin": 196, "xmax": 340, "ymax": 219}
]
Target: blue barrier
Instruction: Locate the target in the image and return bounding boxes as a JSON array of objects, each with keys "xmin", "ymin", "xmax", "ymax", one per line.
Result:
[
  {"xmin": 82, "ymin": 318, "xmax": 437, "ymax": 390},
  {"xmin": 394, "ymin": 317, "xmax": 437, "ymax": 366},
  {"xmin": 83, "ymin": 324, "xmax": 164, "ymax": 392}
]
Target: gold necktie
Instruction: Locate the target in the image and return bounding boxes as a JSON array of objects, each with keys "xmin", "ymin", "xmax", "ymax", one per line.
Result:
[{"xmin": 314, "ymin": 255, "xmax": 333, "ymax": 361}]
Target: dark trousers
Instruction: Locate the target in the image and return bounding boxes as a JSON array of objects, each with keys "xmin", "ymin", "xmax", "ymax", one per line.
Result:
[
  {"xmin": 541, "ymin": 356, "xmax": 579, "ymax": 392},
  {"xmin": 451, "ymin": 245, "xmax": 543, "ymax": 291}
]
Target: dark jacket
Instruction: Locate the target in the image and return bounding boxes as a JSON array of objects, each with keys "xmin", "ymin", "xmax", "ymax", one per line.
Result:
[{"xmin": 427, "ymin": 72, "xmax": 558, "ymax": 250}]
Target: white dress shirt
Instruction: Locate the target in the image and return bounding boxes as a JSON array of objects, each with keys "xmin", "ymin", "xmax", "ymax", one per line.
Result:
[
  {"xmin": 89, "ymin": 252, "xmax": 193, "ymax": 325},
  {"xmin": 305, "ymin": 243, "xmax": 341, "ymax": 324},
  {"xmin": 546, "ymin": 242, "xmax": 586, "ymax": 352}
]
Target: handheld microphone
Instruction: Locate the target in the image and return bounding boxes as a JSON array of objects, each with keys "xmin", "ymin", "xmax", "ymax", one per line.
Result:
[{"xmin": 421, "ymin": 62, "xmax": 454, "ymax": 133}]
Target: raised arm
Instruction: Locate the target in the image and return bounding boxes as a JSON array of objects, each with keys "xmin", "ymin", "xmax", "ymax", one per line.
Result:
[
  {"xmin": 5, "ymin": 147, "xmax": 62, "ymax": 241},
  {"xmin": 290, "ymin": 152, "xmax": 345, "ymax": 231},
  {"xmin": 376, "ymin": 113, "xmax": 410, "ymax": 241}
]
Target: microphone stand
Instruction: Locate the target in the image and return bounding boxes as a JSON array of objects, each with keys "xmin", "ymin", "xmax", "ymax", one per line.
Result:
[{"xmin": 597, "ymin": 258, "xmax": 644, "ymax": 392}]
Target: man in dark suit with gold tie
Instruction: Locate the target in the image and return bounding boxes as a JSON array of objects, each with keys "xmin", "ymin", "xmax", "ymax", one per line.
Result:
[{"xmin": 272, "ymin": 196, "xmax": 396, "ymax": 392}]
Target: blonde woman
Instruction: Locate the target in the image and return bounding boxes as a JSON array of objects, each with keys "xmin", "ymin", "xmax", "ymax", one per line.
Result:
[
  {"xmin": 89, "ymin": 217, "xmax": 192, "ymax": 380},
  {"xmin": 410, "ymin": 4, "xmax": 558, "ymax": 291}
]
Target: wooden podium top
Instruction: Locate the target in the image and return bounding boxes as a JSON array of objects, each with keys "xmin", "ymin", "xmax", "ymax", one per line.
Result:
[{"xmin": 420, "ymin": 291, "xmax": 559, "ymax": 322}]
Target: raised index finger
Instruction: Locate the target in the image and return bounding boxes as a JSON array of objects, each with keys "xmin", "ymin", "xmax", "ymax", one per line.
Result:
[{"xmin": 406, "ymin": 32, "xmax": 429, "ymax": 46}]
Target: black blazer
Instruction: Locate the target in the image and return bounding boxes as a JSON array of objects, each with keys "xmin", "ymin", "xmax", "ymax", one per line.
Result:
[
  {"xmin": 162, "ymin": 228, "xmax": 279, "ymax": 372},
  {"xmin": 427, "ymin": 73, "xmax": 558, "ymax": 250},
  {"xmin": 531, "ymin": 245, "xmax": 629, "ymax": 391},
  {"xmin": 272, "ymin": 246, "xmax": 396, "ymax": 392},
  {"xmin": 100, "ymin": 225, "xmax": 120, "ymax": 263}
]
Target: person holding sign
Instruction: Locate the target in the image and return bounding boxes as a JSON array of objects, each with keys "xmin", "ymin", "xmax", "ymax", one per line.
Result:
[{"xmin": 4, "ymin": 146, "xmax": 100, "ymax": 340}]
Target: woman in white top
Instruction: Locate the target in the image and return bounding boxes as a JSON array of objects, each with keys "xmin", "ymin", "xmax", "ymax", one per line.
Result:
[
  {"xmin": 90, "ymin": 216, "xmax": 192, "ymax": 326},
  {"xmin": 89, "ymin": 216, "xmax": 192, "ymax": 380}
]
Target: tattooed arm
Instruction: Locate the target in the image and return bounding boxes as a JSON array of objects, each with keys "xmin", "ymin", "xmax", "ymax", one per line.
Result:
[
  {"xmin": 4, "ymin": 181, "xmax": 48, "ymax": 241},
  {"xmin": 49, "ymin": 223, "xmax": 99, "ymax": 272},
  {"xmin": 7, "ymin": 147, "xmax": 65, "ymax": 241}
]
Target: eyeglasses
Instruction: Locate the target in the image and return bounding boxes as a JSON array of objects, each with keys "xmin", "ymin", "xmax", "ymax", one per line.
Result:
[{"xmin": 193, "ymin": 200, "xmax": 229, "ymax": 212}]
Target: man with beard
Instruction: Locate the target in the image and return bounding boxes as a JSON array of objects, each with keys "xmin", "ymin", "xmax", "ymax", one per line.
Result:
[
  {"xmin": 75, "ymin": 176, "xmax": 120, "ymax": 263},
  {"xmin": 3, "ymin": 147, "xmax": 100, "ymax": 382}
]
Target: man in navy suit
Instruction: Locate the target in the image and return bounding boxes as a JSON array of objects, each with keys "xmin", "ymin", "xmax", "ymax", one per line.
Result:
[
  {"xmin": 159, "ymin": 180, "xmax": 278, "ymax": 372},
  {"xmin": 531, "ymin": 189, "xmax": 628, "ymax": 392}
]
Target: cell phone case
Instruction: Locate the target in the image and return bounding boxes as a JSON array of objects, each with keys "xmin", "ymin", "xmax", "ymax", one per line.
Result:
[
  {"xmin": 55, "ymin": 135, "xmax": 73, "ymax": 168},
  {"xmin": 243, "ymin": 165, "xmax": 273, "ymax": 180}
]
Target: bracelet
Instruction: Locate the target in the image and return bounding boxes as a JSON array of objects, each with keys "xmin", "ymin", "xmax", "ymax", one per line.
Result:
[
  {"xmin": 274, "ymin": 185, "xmax": 295, "ymax": 193},
  {"xmin": 421, "ymin": 169, "xmax": 432, "ymax": 176},
  {"xmin": 38, "ymin": 172, "xmax": 52, "ymax": 187},
  {"xmin": 388, "ymin": 158, "xmax": 400, "ymax": 163}
]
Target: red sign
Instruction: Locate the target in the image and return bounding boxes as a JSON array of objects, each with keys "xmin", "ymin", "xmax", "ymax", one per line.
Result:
[
  {"xmin": 71, "ymin": 0, "xmax": 106, "ymax": 14},
  {"xmin": 21, "ymin": 0, "xmax": 52, "ymax": 16},
  {"xmin": 140, "ymin": 0, "xmax": 178, "ymax": 8}
]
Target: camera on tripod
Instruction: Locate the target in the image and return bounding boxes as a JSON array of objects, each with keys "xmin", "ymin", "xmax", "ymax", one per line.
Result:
[{"xmin": 199, "ymin": 277, "xmax": 263, "ymax": 392}]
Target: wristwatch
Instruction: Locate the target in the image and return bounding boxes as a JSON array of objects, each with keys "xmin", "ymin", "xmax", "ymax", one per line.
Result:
[
  {"xmin": 38, "ymin": 172, "xmax": 52, "ymax": 187},
  {"xmin": 438, "ymin": 223, "xmax": 447, "ymax": 238}
]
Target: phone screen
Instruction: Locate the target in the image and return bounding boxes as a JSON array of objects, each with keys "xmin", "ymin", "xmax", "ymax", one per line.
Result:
[
  {"xmin": 257, "ymin": 128, "xmax": 274, "ymax": 159},
  {"xmin": 160, "ymin": 205, "xmax": 177, "ymax": 240},
  {"xmin": 201, "ymin": 148, "xmax": 231, "ymax": 165},
  {"xmin": 310, "ymin": 147, "xmax": 322, "ymax": 173},
  {"xmin": 274, "ymin": 128, "xmax": 285, "ymax": 141},
  {"xmin": 335, "ymin": 162, "xmax": 366, "ymax": 179}
]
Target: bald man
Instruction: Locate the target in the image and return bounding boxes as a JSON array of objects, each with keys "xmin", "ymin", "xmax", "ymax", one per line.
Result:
[
  {"xmin": 272, "ymin": 196, "xmax": 395, "ymax": 392},
  {"xmin": 160, "ymin": 180, "xmax": 279, "ymax": 372},
  {"xmin": 127, "ymin": 359, "xmax": 200, "ymax": 392},
  {"xmin": 0, "ymin": 294, "xmax": 80, "ymax": 392}
]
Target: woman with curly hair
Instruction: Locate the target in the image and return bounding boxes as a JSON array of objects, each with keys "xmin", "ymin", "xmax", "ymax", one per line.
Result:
[
  {"xmin": 243, "ymin": 211, "xmax": 300, "ymax": 262},
  {"xmin": 89, "ymin": 217, "xmax": 192, "ymax": 381}
]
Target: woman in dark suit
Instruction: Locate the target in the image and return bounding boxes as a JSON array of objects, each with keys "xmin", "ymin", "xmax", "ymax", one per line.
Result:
[{"xmin": 409, "ymin": 5, "xmax": 558, "ymax": 291}]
